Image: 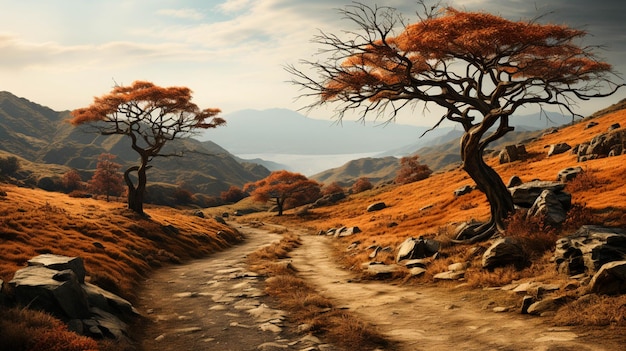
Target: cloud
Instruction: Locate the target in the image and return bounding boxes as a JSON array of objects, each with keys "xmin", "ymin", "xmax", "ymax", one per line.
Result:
[{"xmin": 157, "ymin": 8, "xmax": 205, "ymax": 20}]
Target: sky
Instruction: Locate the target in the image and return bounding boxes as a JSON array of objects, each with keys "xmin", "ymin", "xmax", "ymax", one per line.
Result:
[{"xmin": 1, "ymin": 0, "xmax": 625, "ymax": 127}]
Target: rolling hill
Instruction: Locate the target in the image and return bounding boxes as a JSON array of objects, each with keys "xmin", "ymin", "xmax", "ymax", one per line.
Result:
[{"xmin": 0, "ymin": 91, "xmax": 270, "ymax": 197}]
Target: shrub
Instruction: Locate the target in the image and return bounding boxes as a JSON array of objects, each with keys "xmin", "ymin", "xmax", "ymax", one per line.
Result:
[
  {"xmin": 322, "ymin": 182, "xmax": 344, "ymax": 196},
  {"xmin": 0, "ymin": 156, "xmax": 20, "ymax": 176},
  {"xmin": 62, "ymin": 169, "xmax": 84, "ymax": 193},
  {"xmin": 395, "ymin": 155, "xmax": 432, "ymax": 184},
  {"xmin": 502, "ymin": 209, "xmax": 558, "ymax": 258},
  {"xmin": 172, "ymin": 187, "xmax": 194, "ymax": 205},
  {"xmin": 352, "ymin": 177, "xmax": 372, "ymax": 193},
  {"xmin": 220, "ymin": 185, "xmax": 247, "ymax": 203}
]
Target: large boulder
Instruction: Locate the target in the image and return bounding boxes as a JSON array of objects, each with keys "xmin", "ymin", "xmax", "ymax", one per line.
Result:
[
  {"xmin": 8, "ymin": 254, "xmax": 137, "ymax": 340},
  {"xmin": 588, "ymin": 261, "xmax": 626, "ymax": 295},
  {"xmin": 9, "ymin": 266, "xmax": 90, "ymax": 319},
  {"xmin": 27, "ymin": 254, "xmax": 86, "ymax": 283},
  {"xmin": 482, "ymin": 237, "xmax": 529, "ymax": 270},
  {"xmin": 554, "ymin": 225, "xmax": 626, "ymax": 276},
  {"xmin": 527, "ymin": 189, "xmax": 568, "ymax": 226},
  {"xmin": 577, "ymin": 129, "xmax": 626, "ymax": 161},
  {"xmin": 396, "ymin": 237, "xmax": 440, "ymax": 262},
  {"xmin": 509, "ymin": 180, "xmax": 570, "ymax": 209}
]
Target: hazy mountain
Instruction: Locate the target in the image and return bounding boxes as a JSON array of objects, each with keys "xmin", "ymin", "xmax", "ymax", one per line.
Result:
[
  {"xmin": 310, "ymin": 156, "xmax": 400, "ymax": 186},
  {"xmin": 198, "ymin": 108, "xmax": 432, "ymax": 155},
  {"xmin": 0, "ymin": 91, "xmax": 269, "ymax": 196}
]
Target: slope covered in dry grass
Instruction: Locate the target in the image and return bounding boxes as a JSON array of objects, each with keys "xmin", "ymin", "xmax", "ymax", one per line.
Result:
[
  {"xmin": 0, "ymin": 187, "xmax": 240, "ymax": 300},
  {"xmin": 251, "ymin": 108, "xmax": 626, "ymax": 292}
]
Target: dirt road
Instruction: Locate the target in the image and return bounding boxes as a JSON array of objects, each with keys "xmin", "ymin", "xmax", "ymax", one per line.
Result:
[
  {"xmin": 289, "ymin": 233, "xmax": 624, "ymax": 351},
  {"xmin": 135, "ymin": 224, "xmax": 624, "ymax": 351}
]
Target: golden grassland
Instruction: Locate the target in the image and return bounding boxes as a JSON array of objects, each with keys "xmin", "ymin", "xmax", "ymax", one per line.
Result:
[
  {"xmin": 0, "ymin": 108, "xmax": 625, "ymax": 350},
  {"xmin": 238, "ymin": 109, "xmax": 626, "ymax": 328},
  {"xmin": 0, "ymin": 189, "xmax": 240, "ymax": 301}
]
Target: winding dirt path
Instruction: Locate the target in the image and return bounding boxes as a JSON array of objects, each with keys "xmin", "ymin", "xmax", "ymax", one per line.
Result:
[
  {"xmin": 289, "ymin": 233, "xmax": 624, "ymax": 351},
  {"xmin": 134, "ymin": 224, "xmax": 624, "ymax": 351}
]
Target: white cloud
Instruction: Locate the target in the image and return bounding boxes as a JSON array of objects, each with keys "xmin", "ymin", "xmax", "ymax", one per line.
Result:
[
  {"xmin": 217, "ymin": 0, "xmax": 254, "ymax": 14},
  {"xmin": 157, "ymin": 8, "xmax": 205, "ymax": 20}
]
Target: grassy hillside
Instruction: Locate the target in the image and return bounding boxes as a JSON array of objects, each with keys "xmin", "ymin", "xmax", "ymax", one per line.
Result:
[{"xmin": 242, "ymin": 107, "xmax": 626, "ymax": 288}]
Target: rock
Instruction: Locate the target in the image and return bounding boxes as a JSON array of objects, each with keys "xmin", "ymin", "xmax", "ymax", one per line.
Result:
[
  {"xmin": 509, "ymin": 180, "xmax": 569, "ymax": 208},
  {"xmin": 586, "ymin": 121, "xmax": 599, "ymax": 129},
  {"xmin": 312, "ymin": 192, "xmax": 346, "ymax": 207},
  {"xmin": 453, "ymin": 185, "xmax": 473, "ymax": 197},
  {"xmin": 448, "ymin": 262, "xmax": 470, "ymax": 272},
  {"xmin": 396, "ymin": 236, "xmax": 440, "ymax": 262},
  {"xmin": 334, "ymin": 226, "xmax": 361, "ymax": 238},
  {"xmin": 482, "ymin": 238, "xmax": 529, "ymax": 270},
  {"xmin": 520, "ymin": 295, "xmax": 534, "ymax": 314},
  {"xmin": 527, "ymin": 296, "xmax": 566, "ymax": 315},
  {"xmin": 588, "ymin": 261, "xmax": 626, "ymax": 295},
  {"xmin": 403, "ymin": 259, "xmax": 429, "ymax": 268},
  {"xmin": 83, "ymin": 282, "xmax": 138, "ymax": 317},
  {"xmin": 194, "ymin": 210, "xmax": 205, "ymax": 218},
  {"xmin": 499, "ymin": 144, "xmax": 527, "ymax": 164},
  {"xmin": 92, "ymin": 241, "xmax": 105, "ymax": 249},
  {"xmin": 214, "ymin": 216, "xmax": 226, "ymax": 224},
  {"xmin": 408, "ymin": 267, "xmax": 427, "ymax": 277},
  {"xmin": 368, "ymin": 246, "xmax": 381, "ymax": 259},
  {"xmin": 608, "ymin": 122, "xmax": 621, "ymax": 131},
  {"xmin": 27, "ymin": 254, "xmax": 86, "ymax": 283},
  {"xmin": 507, "ymin": 175, "xmax": 523, "ymax": 188},
  {"xmin": 553, "ymin": 225, "xmax": 626, "ymax": 275},
  {"xmin": 365, "ymin": 263, "xmax": 400, "ymax": 278},
  {"xmin": 527, "ymin": 189, "xmax": 568, "ymax": 226},
  {"xmin": 367, "ymin": 202, "xmax": 386, "ymax": 212},
  {"xmin": 556, "ymin": 166, "xmax": 583, "ymax": 182},
  {"xmin": 433, "ymin": 271, "xmax": 465, "ymax": 280},
  {"xmin": 9, "ymin": 266, "xmax": 90, "ymax": 319},
  {"xmin": 547, "ymin": 143, "xmax": 571, "ymax": 156}
]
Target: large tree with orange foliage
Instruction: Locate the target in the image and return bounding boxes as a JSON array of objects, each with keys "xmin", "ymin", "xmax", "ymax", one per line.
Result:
[
  {"xmin": 70, "ymin": 81, "xmax": 225, "ymax": 214},
  {"xmin": 244, "ymin": 170, "xmax": 321, "ymax": 216},
  {"xmin": 288, "ymin": 2, "xmax": 623, "ymax": 242}
]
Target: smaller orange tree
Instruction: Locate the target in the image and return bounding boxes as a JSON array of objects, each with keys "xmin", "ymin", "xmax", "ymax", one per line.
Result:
[
  {"xmin": 395, "ymin": 155, "xmax": 432, "ymax": 185},
  {"xmin": 352, "ymin": 177, "xmax": 373, "ymax": 193},
  {"xmin": 244, "ymin": 170, "xmax": 321, "ymax": 216},
  {"xmin": 220, "ymin": 185, "xmax": 248, "ymax": 204},
  {"xmin": 89, "ymin": 153, "xmax": 124, "ymax": 202},
  {"xmin": 61, "ymin": 169, "xmax": 83, "ymax": 193}
]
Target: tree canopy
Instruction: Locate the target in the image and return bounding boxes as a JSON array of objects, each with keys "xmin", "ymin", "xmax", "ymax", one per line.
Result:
[
  {"xmin": 288, "ymin": 3, "xmax": 622, "ymax": 242},
  {"xmin": 70, "ymin": 81, "xmax": 225, "ymax": 214},
  {"xmin": 244, "ymin": 170, "xmax": 321, "ymax": 216}
]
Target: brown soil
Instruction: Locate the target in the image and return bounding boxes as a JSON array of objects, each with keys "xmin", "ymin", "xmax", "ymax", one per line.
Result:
[{"xmin": 134, "ymin": 224, "xmax": 626, "ymax": 351}]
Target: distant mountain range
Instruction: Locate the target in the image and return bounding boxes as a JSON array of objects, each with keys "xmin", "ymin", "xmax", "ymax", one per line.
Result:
[
  {"xmin": 0, "ymin": 90, "xmax": 579, "ymax": 198},
  {"xmin": 0, "ymin": 91, "xmax": 269, "ymax": 197}
]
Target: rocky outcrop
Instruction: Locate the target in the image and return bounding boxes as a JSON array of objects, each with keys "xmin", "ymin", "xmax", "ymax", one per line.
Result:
[
  {"xmin": 8, "ymin": 254, "xmax": 137, "ymax": 341},
  {"xmin": 454, "ymin": 185, "xmax": 473, "ymax": 197},
  {"xmin": 575, "ymin": 128, "xmax": 626, "ymax": 161},
  {"xmin": 554, "ymin": 225, "xmax": 626, "ymax": 276}
]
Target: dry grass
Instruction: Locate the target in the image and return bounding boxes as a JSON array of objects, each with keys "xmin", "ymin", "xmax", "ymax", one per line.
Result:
[
  {"xmin": 254, "ymin": 108, "xmax": 626, "ymax": 326},
  {"xmin": 0, "ymin": 185, "xmax": 240, "ymax": 350},
  {"xmin": 246, "ymin": 231, "xmax": 393, "ymax": 350}
]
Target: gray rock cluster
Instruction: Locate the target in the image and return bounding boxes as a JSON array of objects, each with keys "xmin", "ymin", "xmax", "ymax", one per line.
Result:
[
  {"xmin": 7, "ymin": 254, "xmax": 137, "ymax": 341},
  {"xmin": 499, "ymin": 144, "xmax": 528, "ymax": 164},
  {"xmin": 319, "ymin": 226, "xmax": 361, "ymax": 238},
  {"xmin": 509, "ymin": 180, "xmax": 571, "ymax": 226},
  {"xmin": 574, "ymin": 125, "xmax": 625, "ymax": 161}
]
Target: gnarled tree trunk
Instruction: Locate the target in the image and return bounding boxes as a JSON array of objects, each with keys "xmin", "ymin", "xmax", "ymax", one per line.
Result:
[
  {"xmin": 454, "ymin": 126, "xmax": 515, "ymax": 243},
  {"xmin": 123, "ymin": 160, "xmax": 149, "ymax": 215}
]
